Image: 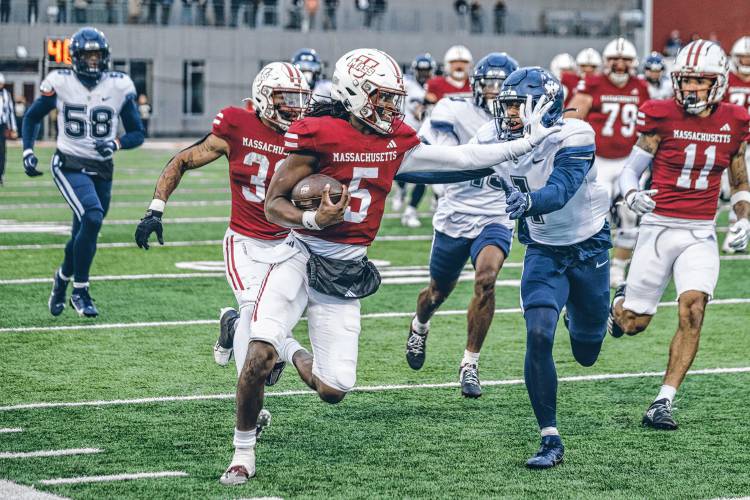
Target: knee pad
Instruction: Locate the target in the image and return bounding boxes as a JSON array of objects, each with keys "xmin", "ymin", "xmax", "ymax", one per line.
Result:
[
  {"xmin": 524, "ymin": 307, "xmax": 558, "ymax": 355},
  {"xmin": 314, "ymin": 363, "xmax": 356, "ymax": 393},
  {"xmin": 81, "ymin": 209, "xmax": 104, "ymax": 231}
]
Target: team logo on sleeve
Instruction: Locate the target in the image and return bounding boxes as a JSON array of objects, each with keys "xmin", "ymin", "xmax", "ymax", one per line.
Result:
[{"xmin": 348, "ymin": 55, "xmax": 380, "ymax": 78}]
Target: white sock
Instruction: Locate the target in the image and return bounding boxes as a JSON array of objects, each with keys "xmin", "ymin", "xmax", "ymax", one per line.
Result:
[
  {"xmin": 541, "ymin": 426, "xmax": 559, "ymax": 437},
  {"xmin": 230, "ymin": 428, "xmax": 256, "ymax": 469},
  {"xmin": 611, "ymin": 258, "xmax": 629, "ymax": 270},
  {"xmin": 461, "ymin": 350, "xmax": 480, "ymax": 366},
  {"xmin": 655, "ymin": 384, "xmax": 677, "ymax": 403},
  {"xmin": 411, "ymin": 316, "xmax": 429, "ymax": 334},
  {"xmin": 73, "ymin": 281, "xmax": 89, "ymax": 289},
  {"xmin": 279, "ymin": 337, "xmax": 306, "ymax": 365},
  {"xmin": 404, "ymin": 205, "xmax": 417, "ymax": 216},
  {"xmin": 58, "ymin": 269, "xmax": 71, "ymax": 281}
]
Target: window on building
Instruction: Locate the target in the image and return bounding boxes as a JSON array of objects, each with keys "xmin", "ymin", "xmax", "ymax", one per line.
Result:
[{"xmin": 183, "ymin": 61, "xmax": 205, "ymax": 115}]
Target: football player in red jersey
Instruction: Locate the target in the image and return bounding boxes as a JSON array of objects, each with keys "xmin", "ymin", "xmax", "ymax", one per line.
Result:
[
  {"xmin": 216, "ymin": 48, "xmax": 560, "ymax": 485},
  {"xmin": 575, "ymin": 48, "xmax": 602, "ymax": 78},
  {"xmin": 566, "ymin": 37, "xmax": 650, "ymax": 287},
  {"xmin": 550, "ymin": 52, "xmax": 578, "ymax": 107},
  {"xmin": 608, "ymin": 41, "xmax": 750, "ymax": 429},
  {"xmin": 425, "ymin": 44, "xmax": 473, "ymax": 103}
]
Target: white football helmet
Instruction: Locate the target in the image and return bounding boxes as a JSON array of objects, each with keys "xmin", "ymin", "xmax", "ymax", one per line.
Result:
[
  {"xmin": 331, "ymin": 48, "xmax": 406, "ymax": 135},
  {"xmin": 730, "ymin": 36, "xmax": 750, "ymax": 75},
  {"xmin": 443, "ymin": 45, "xmax": 473, "ymax": 81},
  {"xmin": 251, "ymin": 62, "xmax": 311, "ymax": 131},
  {"xmin": 602, "ymin": 38, "xmax": 638, "ymax": 85},
  {"xmin": 549, "ymin": 53, "xmax": 576, "ymax": 79},
  {"xmin": 576, "ymin": 48, "xmax": 602, "ymax": 75},
  {"xmin": 671, "ymin": 40, "xmax": 729, "ymax": 115}
]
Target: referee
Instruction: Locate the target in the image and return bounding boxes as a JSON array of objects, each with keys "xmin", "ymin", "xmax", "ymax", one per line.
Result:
[{"xmin": 0, "ymin": 73, "xmax": 18, "ymax": 186}]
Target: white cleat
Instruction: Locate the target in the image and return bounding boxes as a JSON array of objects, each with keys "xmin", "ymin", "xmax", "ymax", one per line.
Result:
[
  {"xmin": 219, "ymin": 463, "xmax": 255, "ymax": 486},
  {"xmin": 401, "ymin": 207, "xmax": 421, "ymax": 228},
  {"xmin": 609, "ymin": 264, "xmax": 626, "ymax": 289},
  {"xmin": 722, "ymin": 232, "xmax": 737, "ymax": 254}
]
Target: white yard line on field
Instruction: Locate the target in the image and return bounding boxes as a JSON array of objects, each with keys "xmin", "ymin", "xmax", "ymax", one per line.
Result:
[
  {"xmin": 0, "ymin": 200, "xmax": 231, "ymax": 210},
  {"xmin": 0, "ymin": 240, "xmax": 224, "ymax": 251},
  {"xmin": 0, "ymin": 480, "xmax": 69, "ymax": 500},
  {"xmin": 0, "ymin": 428, "xmax": 23, "ymax": 433},
  {"xmin": 37, "ymin": 471, "xmax": 189, "ymax": 486},
  {"xmin": 1, "ymin": 298, "xmax": 749, "ymax": 335},
  {"xmin": 1, "ymin": 367, "xmax": 749, "ymax": 413},
  {"xmin": 0, "ymin": 187, "xmax": 229, "ymax": 198},
  {"xmin": 0, "ymin": 448, "xmax": 102, "ymax": 459}
]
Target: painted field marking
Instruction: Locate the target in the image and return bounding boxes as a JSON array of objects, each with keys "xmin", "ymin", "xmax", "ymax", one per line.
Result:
[
  {"xmin": 0, "ymin": 240, "xmax": 224, "ymax": 251},
  {"xmin": 38, "ymin": 471, "xmax": 189, "ymax": 486},
  {"xmin": 0, "ymin": 448, "xmax": 102, "ymax": 459},
  {"xmin": 0, "ymin": 428, "xmax": 23, "ymax": 433},
  {"xmin": 0, "ymin": 480, "xmax": 69, "ymax": 500},
  {"xmin": 1, "ymin": 298, "xmax": 748, "ymax": 335},
  {"xmin": 2, "ymin": 367, "xmax": 748, "ymax": 413}
]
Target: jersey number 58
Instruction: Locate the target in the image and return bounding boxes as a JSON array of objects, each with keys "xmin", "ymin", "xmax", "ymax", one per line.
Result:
[{"xmin": 63, "ymin": 104, "xmax": 113, "ymax": 139}]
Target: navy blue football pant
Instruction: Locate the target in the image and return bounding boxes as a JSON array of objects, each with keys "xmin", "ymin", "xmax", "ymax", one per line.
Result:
[
  {"xmin": 520, "ymin": 245, "xmax": 610, "ymax": 429},
  {"xmin": 50, "ymin": 157, "xmax": 112, "ymax": 284},
  {"xmin": 396, "ymin": 180, "xmax": 426, "ymax": 209}
]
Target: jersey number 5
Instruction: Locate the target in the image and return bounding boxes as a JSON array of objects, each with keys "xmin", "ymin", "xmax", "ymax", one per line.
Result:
[
  {"xmin": 344, "ymin": 167, "xmax": 378, "ymax": 223},
  {"xmin": 63, "ymin": 104, "xmax": 113, "ymax": 139}
]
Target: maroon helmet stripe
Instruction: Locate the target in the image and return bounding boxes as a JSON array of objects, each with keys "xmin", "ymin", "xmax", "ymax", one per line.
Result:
[{"xmin": 692, "ymin": 41, "xmax": 706, "ymax": 66}]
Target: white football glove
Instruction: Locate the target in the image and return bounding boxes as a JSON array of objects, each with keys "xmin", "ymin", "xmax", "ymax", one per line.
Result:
[
  {"xmin": 725, "ymin": 218, "xmax": 750, "ymax": 252},
  {"xmin": 521, "ymin": 95, "xmax": 562, "ymax": 147},
  {"xmin": 625, "ymin": 189, "xmax": 658, "ymax": 216}
]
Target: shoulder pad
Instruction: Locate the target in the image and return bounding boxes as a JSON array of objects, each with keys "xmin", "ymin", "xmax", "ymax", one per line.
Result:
[
  {"xmin": 473, "ymin": 121, "xmax": 498, "ymax": 145},
  {"xmin": 107, "ymin": 71, "xmax": 127, "ymax": 79},
  {"xmin": 730, "ymin": 102, "xmax": 750, "ymax": 122},
  {"xmin": 640, "ymin": 99, "xmax": 671, "ymax": 119},
  {"xmin": 217, "ymin": 106, "xmax": 246, "ymax": 127},
  {"xmin": 40, "ymin": 70, "xmax": 68, "ymax": 95},
  {"xmin": 557, "ymin": 118, "xmax": 595, "ymax": 148},
  {"xmin": 111, "ymin": 72, "xmax": 137, "ymax": 97},
  {"xmin": 430, "ymin": 97, "xmax": 467, "ymax": 129}
]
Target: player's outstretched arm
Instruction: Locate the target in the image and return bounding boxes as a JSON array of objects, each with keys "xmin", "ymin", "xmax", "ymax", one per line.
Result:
[
  {"xmin": 134, "ymin": 134, "xmax": 228, "ymax": 250},
  {"xmin": 265, "ymin": 153, "xmax": 350, "ymax": 230},
  {"xmin": 726, "ymin": 141, "xmax": 750, "ymax": 251},
  {"xmin": 619, "ymin": 132, "xmax": 663, "ymax": 216},
  {"xmin": 564, "ymin": 92, "xmax": 592, "ymax": 119},
  {"xmin": 396, "ymin": 96, "xmax": 560, "ymax": 184},
  {"xmin": 20, "ymin": 94, "xmax": 57, "ymax": 177}
]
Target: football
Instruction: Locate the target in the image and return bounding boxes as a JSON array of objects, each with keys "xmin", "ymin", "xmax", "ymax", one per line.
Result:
[{"xmin": 291, "ymin": 174, "xmax": 343, "ymax": 210}]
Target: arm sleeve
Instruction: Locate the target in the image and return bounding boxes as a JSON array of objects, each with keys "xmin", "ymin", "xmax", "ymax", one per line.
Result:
[
  {"xmin": 22, "ymin": 94, "xmax": 57, "ymax": 150},
  {"xmin": 618, "ymin": 145, "xmax": 654, "ymax": 196},
  {"xmin": 118, "ymin": 96, "xmax": 145, "ymax": 150},
  {"xmin": 526, "ymin": 144, "xmax": 595, "ymax": 216},
  {"xmin": 394, "ymin": 138, "xmax": 533, "ymax": 184}
]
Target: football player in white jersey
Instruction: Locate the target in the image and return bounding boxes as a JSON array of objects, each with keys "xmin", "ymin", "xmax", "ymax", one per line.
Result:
[
  {"xmin": 406, "ymin": 52, "xmax": 519, "ymax": 398},
  {"xmin": 477, "ymin": 67, "xmax": 611, "ymax": 468},
  {"xmin": 21, "ymin": 27, "xmax": 144, "ymax": 317},
  {"xmin": 642, "ymin": 52, "xmax": 673, "ymax": 100},
  {"xmin": 291, "ymin": 48, "xmax": 332, "ymax": 100}
]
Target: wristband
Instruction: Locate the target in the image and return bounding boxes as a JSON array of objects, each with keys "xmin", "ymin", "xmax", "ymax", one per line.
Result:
[
  {"xmin": 302, "ymin": 210, "xmax": 321, "ymax": 230},
  {"xmin": 730, "ymin": 190, "xmax": 750, "ymax": 208},
  {"xmin": 149, "ymin": 199, "xmax": 166, "ymax": 213}
]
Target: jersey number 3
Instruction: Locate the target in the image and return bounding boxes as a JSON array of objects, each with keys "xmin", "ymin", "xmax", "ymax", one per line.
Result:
[{"xmin": 63, "ymin": 104, "xmax": 113, "ymax": 139}]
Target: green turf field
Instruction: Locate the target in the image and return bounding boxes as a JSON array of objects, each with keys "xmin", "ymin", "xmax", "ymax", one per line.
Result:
[{"xmin": 1, "ymin": 145, "xmax": 749, "ymax": 499}]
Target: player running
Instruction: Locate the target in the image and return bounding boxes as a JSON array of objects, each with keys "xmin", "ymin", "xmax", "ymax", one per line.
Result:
[
  {"xmin": 479, "ymin": 66, "xmax": 611, "ymax": 468},
  {"xmin": 405, "ymin": 52, "xmax": 519, "ymax": 398},
  {"xmin": 425, "ymin": 45, "xmax": 473, "ymax": 103},
  {"xmin": 21, "ymin": 27, "xmax": 144, "ymax": 317},
  {"xmin": 566, "ymin": 37, "xmax": 650, "ymax": 287},
  {"xmin": 608, "ymin": 41, "xmax": 750, "ymax": 429},
  {"xmin": 217, "ymin": 48, "xmax": 560, "ymax": 485}
]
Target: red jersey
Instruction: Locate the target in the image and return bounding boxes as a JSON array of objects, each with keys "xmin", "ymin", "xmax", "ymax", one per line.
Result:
[
  {"xmin": 285, "ymin": 116, "xmax": 420, "ymax": 246},
  {"xmin": 576, "ymin": 74, "xmax": 650, "ymax": 159},
  {"xmin": 211, "ymin": 106, "xmax": 290, "ymax": 240},
  {"xmin": 560, "ymin": 72, "xmax": 580, "ymax": 107},
  {"xmin": 425, "ymin": 76, "xmax": 471, "ymax": 101},
  {"xmin": 724, "ymin": 72, "xmax": 750, "ymax": 114},
  {"xmin": 636, "ymin": 99, "xmax": 750, "ymax": 220}
]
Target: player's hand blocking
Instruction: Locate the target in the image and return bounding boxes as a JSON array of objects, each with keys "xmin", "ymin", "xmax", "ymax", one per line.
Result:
[
  {"xmin": 314, "ymin": 184, "xmax": 351, "ymax": 228},
  {"xmin": 22, "ymin": 150, "xmax": 43, "ymax": 177},
  {"xmin": 726, "ymin": 218, "xmax": 750, "ymax": 252},
  {"xmin": 135, "ymin": 210, "xmax": 164, "ymax": 250},
  {"xmin": 522, "ymin": 95, "xmax": 562, "ymax": 147},
  {"xmin": 625, "ymin": 189, "xmax": 658, "ymax": 216},
  {"xmin": 499, "ymin": 177, "xmax": 531, "ymax": 220}
]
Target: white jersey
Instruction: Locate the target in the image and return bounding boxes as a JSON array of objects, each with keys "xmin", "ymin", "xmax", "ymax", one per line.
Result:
[
  {"xmin": 419, "ymin": 96, "xmax": 512, "ymax": 238},
  {"xmin": 476, "ymin": 118, "xmax": 610, "ymax": 246},
  {"xmin": 404, "ymin": 75, "xmax": 427, "ymax": 131},
  {"xmin": 40, "ymin": 69, "xmax": 136, "ymax": 161},
  {"xmin": 646, "ymin": 76, "xmax": 673, "ymax": 100}
]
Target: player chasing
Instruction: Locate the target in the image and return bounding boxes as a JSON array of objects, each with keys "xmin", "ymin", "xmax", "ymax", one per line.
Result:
[
  {"xmin": 478, "ymin": 66, "xmax": 611, "ymax": 468},
  {"xmin": 608, "ymin": 41, "xmax": 750, "ymax": 430},
  {"xmin": 566, "ymin": 37, "xmax": 649, "ymax": 288},
  {"xmin": 21, "ymin": 27, "xmax": 145, "ymax": 317},
  {"xmin": 405, "ymin": 52, "xmax": 519, "ymax": 398},
  {"xmin": 213, "ymin": 47, "xmax": 560, "ymax": 485},
  {"xmin": 134, "ymin": 60, "xmax": 311, "ymax": 438}
]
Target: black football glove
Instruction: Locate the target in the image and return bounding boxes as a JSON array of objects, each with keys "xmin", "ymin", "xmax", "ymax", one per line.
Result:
[
  {"xmin": 23, "ymin": 150, "xmax": 43, "ymax": 177},
  {"xmin": 94, "ymin": 139, "xmax": 119, "ymax": 158},
  {"xmin": 135, "ymin": 210, "xmax": 164, "ymax": 250}
]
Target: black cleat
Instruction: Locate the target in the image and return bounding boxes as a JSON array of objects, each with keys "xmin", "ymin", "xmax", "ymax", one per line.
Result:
[
  {"xmin": 607, "ymin": 284, "xmax": 627, "ymax": 338},
  {"xmin": 48, "ymin": 270, "xmax": 69, "ymax": 316},
  {"xmin": 214, "ymin": 307, "xmax": 238, "ymax": 366},
  {"xmin": 406, "ymin": 317, "xmax": 428, "ymax": 370},
  {"xmin": 459, "ymin": 363, "xmax": 482, "ymax": 398},
  {"xmin": 526, "ymin": 435, "xmax": 565, "ymax": 469},
  {"xmin": 69, "ymin": 287, "xmax": 98, "ymax": 317},
  {"xmin": 642, "ymin": 398, "xmax": 678, "ymax": 430},
  {"xmin": 265, "ymin": 360, "xmax": 286, "ymax": 386}
]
